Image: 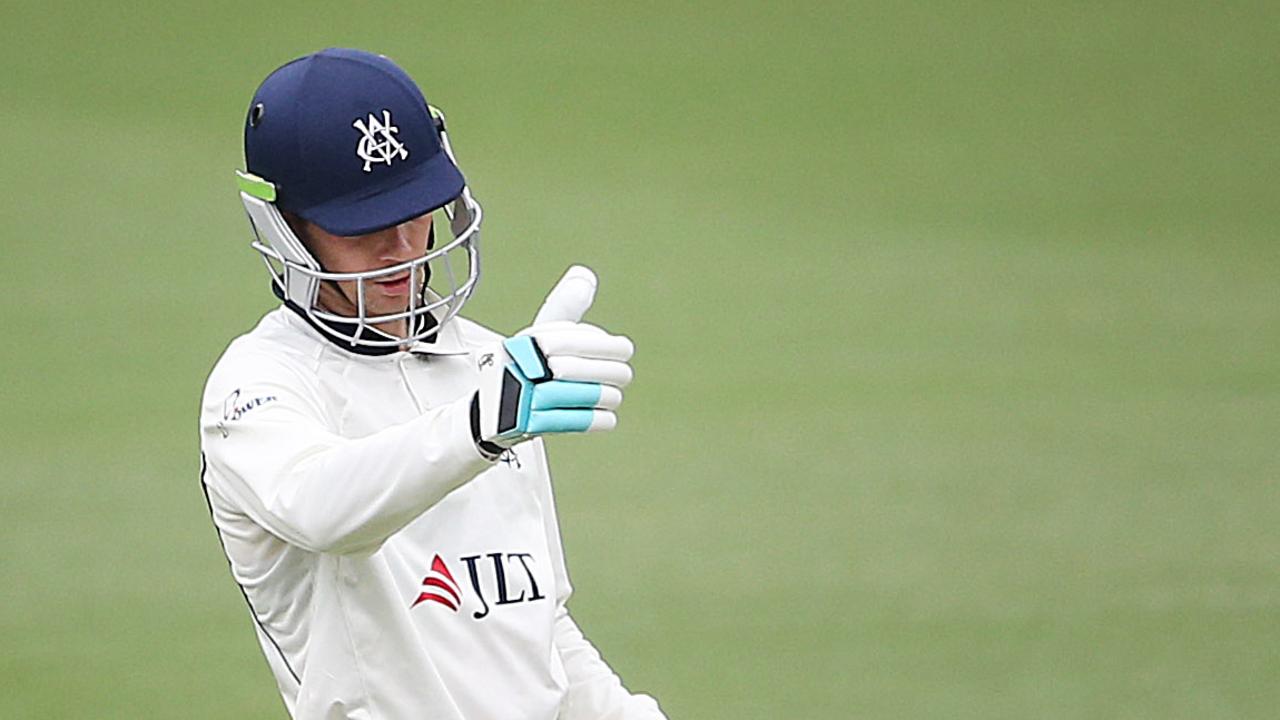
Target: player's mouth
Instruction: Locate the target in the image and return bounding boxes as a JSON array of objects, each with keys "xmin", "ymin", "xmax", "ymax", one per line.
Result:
[{"xmin": 372, "ymin": 273, "xmax": 412, "ymax": 296}]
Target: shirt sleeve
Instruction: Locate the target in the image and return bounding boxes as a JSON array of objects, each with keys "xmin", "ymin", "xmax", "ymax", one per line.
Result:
[
  {"xmin": 200, "ymin": 351, "xmax": 493, "ymax": 555},
  {"xmin": 553, "ymin": 610, "xmax": 668, "ymax": 720},
  {"xmin": 528, "ymin": 443, "xmax": 668, "ymax": 720}
]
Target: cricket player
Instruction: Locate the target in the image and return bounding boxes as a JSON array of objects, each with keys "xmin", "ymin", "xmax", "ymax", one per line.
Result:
[{"xmin": 199, "ymin": 48, "xmax": 668, "ymax": 719}]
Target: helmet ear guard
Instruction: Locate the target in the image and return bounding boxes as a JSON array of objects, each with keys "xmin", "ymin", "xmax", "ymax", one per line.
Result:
[{"xmin": 237, "ymin": 171, "xmax": 322, "ymax": 312}]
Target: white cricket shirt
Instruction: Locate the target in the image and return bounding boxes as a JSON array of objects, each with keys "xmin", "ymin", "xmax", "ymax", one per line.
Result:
[{"xmin": 199, "ymin": 306, "xmax": 665, "ymax": 720}]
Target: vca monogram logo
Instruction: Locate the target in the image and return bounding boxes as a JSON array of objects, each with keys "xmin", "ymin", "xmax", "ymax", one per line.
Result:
[
  {"xmin": 353, "ymin": 109, "xmax": 408, "ymax": 172},
  {"xmin": 412, "ymin": 551, "xmax": 546, "ymax": 620}
]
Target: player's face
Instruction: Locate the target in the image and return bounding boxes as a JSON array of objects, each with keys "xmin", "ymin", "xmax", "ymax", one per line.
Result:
[{"xmin": 299, "ymin": 213, "xmax": 434, "ymax": 337}]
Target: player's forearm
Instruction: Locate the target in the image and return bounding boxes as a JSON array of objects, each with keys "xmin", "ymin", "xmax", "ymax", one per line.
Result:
[{"xmin": 207, "ymin": 395, "xmax": 492, "ymax": 554}]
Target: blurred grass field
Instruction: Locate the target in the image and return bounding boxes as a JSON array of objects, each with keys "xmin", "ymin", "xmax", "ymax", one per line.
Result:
[{"xmin": 1, "ymin": 2, "xmax": 1278, "ymax": 717}]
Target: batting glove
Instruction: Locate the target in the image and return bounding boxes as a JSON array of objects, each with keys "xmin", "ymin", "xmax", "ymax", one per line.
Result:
[{"xmin": 472, "ymin": 266, "xmax": 634, "ymax": 453}]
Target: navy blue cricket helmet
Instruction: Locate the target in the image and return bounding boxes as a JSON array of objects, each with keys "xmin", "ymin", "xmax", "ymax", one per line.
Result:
[{"xmin": 235, "ymin": 48, "xmax": 483, "ymax": 348}]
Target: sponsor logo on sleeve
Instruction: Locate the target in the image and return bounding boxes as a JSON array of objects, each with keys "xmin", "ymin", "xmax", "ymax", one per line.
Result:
[{"xmin": 216, "ymin": 389, "xmax": 278, "ymax": 438}]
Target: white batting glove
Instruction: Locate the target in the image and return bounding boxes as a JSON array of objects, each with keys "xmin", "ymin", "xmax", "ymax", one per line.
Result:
[{"xmin": 472, "ymin": 266, "xmax": 635, "ymax": 454}]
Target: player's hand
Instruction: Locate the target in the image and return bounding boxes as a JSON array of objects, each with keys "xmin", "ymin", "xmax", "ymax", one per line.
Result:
[{"xmin": 473, "ymin": 266, "xmax": 634, "ymax": 452}]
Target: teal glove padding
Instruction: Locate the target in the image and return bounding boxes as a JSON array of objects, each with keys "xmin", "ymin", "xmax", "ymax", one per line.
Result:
[{"xmin": 474, "ymin": 266, "xmax": 634, "ymax": 452}]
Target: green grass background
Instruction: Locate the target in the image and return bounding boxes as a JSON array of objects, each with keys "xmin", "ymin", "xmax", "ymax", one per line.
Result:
[{"xmin": 1, "ymin": 2, "xmax": 1277, "ymax": 717}]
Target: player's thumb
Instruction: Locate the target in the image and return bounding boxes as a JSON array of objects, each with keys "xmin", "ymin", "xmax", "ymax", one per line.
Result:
[{"xmin": 533, "ymin": 265, "xmax": 598, "ymax": 325}]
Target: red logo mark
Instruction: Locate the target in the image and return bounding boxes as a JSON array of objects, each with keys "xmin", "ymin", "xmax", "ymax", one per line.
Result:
[{"xmin": 412, "ymin": 554, "xmax": 462, "ymax": 612}]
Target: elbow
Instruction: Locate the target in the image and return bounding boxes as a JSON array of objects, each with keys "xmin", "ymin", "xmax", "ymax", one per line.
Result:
[
  {"xmin": 263, "ymin": 495, "xmax": 392, "ymax": 556},
  {"xmin": 294, "ymin": 525, "xmax": 388, "ymax": 556}
]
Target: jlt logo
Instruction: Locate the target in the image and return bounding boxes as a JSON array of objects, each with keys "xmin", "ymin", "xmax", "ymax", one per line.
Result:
[
  {"xmin": 412, "ymin": 552, "xmax": 546, "ymax": 620},
  {"xmin": 353, "ymin": 109, "xmax": 408, "ymax": 172}
]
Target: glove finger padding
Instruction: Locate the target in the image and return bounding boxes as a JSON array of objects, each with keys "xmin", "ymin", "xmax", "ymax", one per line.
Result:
[
  {"xmin": 526, "ymin": 324, "xmax": 634, "ymax": 362},
  {"xmin": 530, "ymin": 380, "xmax": 623, "ymax": 411},
  {"xmin": 546, "ymin": 357, "xmax": 634, "ymax": 387},
  {"xmin": 527, "ymin": 408, "xmax": 617, "ymax": 434}
]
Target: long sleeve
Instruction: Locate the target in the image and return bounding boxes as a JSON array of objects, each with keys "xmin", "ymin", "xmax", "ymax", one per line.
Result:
[
  {"xmin": 554, "ymin": 609, "xmax": 668, "ymax": 720},
  {"xmin": 200, "ymin": 351, "xmax": 493, "ymax": 555},
  {"xmin": 528, "ymin": 442, "xmax": 668, "ymax": 720}
]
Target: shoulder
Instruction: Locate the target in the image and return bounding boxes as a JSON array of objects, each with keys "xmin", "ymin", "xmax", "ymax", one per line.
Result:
[
  {"xmin": 201, "ymin": 308, "xmax": 325, "ymax": 408},
  {"xmin": 448, "ymin": 315, "xmax": 504, "ymax": 347}
]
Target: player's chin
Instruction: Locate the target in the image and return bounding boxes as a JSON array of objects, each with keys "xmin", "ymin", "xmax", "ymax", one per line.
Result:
[
  {"xmin": 367, "ymin": 301, "xmax": 409, "ymax": 320},
  {"xmin": 365, "ymin": 291, "xmax": 414, "ymax": 316}
]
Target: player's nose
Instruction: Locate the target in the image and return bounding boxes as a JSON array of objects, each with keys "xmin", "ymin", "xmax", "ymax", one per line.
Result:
[{"xmin": 376, "ymin": 224, "xmax": 418, "ymax": 260}]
